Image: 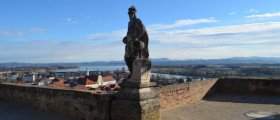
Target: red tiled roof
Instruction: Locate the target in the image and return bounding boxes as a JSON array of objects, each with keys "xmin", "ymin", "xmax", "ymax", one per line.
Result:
[
  {"xmin": 51, "ymin": 82, "xmax": 69, "ymax": 88},
  {"xmin": 58, "ymin": 77, "xmax": 65, "ymax": 82},
  {"xmin": 102, "ymin": 76, "xmax": 116, "ymax": 82},
  {"xmin": 85, "ymin": 79, "xmax": 94, "ymax": 85},
  {"xmin": 77, "ymin": 75, "xmax": 98, "ymax": 85},
  {"xmin": 74, "ymin": 86, "xmax": 90, "ymax": 90}
]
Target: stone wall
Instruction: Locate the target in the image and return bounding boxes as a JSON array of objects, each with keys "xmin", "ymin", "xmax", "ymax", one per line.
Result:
[
  {"xmin": 157, "ymin": 78, "xmax": 280, "ymax": 109},
  {"xmin": 0, "ymin": 79, "xmax": 219, "ymax": 119},
  {"xmin": 2, "ymin": 77, "xmax": 279, "ymax": 119},
  {"xmin": 217, "ymin": 78, "xmax": 280, "ymax": 95},
  {"xmin": 157, "ymin": 79, "xmax": 218, "ymax": 108},
  {"xmin": 0, "ymin": 83, "xmax": 114, "ymax": 120}
]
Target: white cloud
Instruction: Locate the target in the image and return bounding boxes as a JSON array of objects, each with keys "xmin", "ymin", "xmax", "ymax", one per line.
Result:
[
  {"xmin": 229, "ymin": 12, "xmax": 237, "ymax": 15},
  {"xmin": 86, "ymin": 29, "xmax": 125, "ymax": 41},
  {"xmin": 245, "ymin": 12, "xmax": 280, "ymax": 18},
  {"xmin": 71, "ymin": 22, "xmax": 280, "ymax": 61},
  {"xmin": 0, "ymin": 39, "xmax": 124, "ymax": 63},
  {"xmin": 0, "ymin": 28, "xmax": 46, "ymax": 37},
  {"xmin": 2, "ymin": 20, "xmax": 280, "ymax": 62},
  {"xmin": 82, "ymin": 15, "xmax": 91, "ymax": 18},
  {"xmin": 64, "ymin": 17, "xmax": 78, "ymax": 24},
  {"xmin": 148, "ymin": 22, "xmax": 280, "ymax": 59},
  {"xmin": 0, "ymin": 29, "xmax": 26, "ymax": 37},
  {"xmin": 148, "ymin": 18, "xmax": 218, "ymax": 30},
  {"xmin": 146, "ymin": 22, "xmax": 280, "ymax": 47},
  {"xmin": 246, "ymin": 9, "xmax": 259, "ymax": 13},
  {"xmin": 30, "ymin": 28, "xmax": 45, "ymax": 33}
]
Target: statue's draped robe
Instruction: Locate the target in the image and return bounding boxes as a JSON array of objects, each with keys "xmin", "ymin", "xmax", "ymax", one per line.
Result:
[{"xmin": 124, "ymin": 18, "xmax": 149, "ymax": 73}]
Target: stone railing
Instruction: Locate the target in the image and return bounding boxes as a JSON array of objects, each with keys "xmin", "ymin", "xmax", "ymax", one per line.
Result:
[
  {"xmin": 157, "ymin": 79, "xmax": 218, "ymax": 108},
  {"xmin": 0, "ymin": 83, "xmax": 114, "ymax": 120},
  {"xmin": 0, "ymin": 79, "xmax": 219, "ymax": 120},
  {"xmin": 217, "ymin": 78, "xmax": 280, "ymax": 95},
  {"xmin": 2, "ymin": 77, "xmax": 279, "ymax": 120}
]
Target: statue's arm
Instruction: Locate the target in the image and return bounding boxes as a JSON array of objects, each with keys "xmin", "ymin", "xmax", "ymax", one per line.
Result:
[
  {"xmin": 123, "ymin": 22, "xmax": 131, "ymax": 44},
  {"xmin": 136, "ymin": 19, "xmax": 146, "ymax": 40},
  {"xmin": 123, "ymin": 36, "xmax": 127, "ymax": 44}
]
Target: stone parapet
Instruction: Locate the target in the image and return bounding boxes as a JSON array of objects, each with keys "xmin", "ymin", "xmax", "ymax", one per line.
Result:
[
  {"xmin": 0, "ymin": 83, "xmax": 114, "ymax": 120},
  {"xmin": 157, "ymin": 79, "xmax": 218, "ymax": 108},
  {"xmin": 112, "ymin": 98, "xmax": 160, "ymax": 120},
  {"xmin": 217, "ymin": 78, "xmax": 280, "ymax": 95},
  {"xmin": 129, "ymin": 58, "xmax": 152, "ymax": 84},
  {"xmin": 111, "ymin": 58, "xmax": 160, "ymax": 120},
  {"xmin": 116, "ymin": 87, "xmax": 158, "ymax": 101}
]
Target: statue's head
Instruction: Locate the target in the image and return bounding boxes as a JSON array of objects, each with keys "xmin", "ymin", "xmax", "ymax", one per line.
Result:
[{"xmin": 128, "ymin": 6, "xmax": 136, "ymax": 20}]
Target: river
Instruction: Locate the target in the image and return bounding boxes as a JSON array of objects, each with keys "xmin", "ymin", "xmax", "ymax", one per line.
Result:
[{"xmin": 57, "ymin": 65, "xmax": 126, "ymax": 72}]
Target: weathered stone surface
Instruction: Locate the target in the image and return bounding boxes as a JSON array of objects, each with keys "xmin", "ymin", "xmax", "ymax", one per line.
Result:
[
  {"xmin": 112, "ymin": 58, "xmax": 160, "ymax": 120},
  {"xmin": 3, "ymin": 77, "xmax": 280, "ymax": 120},
  {"xmin": 111, "ymin": 98, "xmax": 160, "ymax": 120},
  {"xmin": 157, "ymin": 79, "xmax": 218, "ymax": 108},
  {"xmin": 129, "ymin": 58, "xmax": 152, "ymax": 83},
  {"xmin": 217, "ymin": 78, "xmax": 280, "ymax": 95},
  {"xmin": 120, "ymin": 81, "xmax": 156, "ymax": 88},
  {"xmin": 116, "ymin": 87, "xmax": 158, "ymax": 101},
  {"xmin": 0, "ymin": 83, "xmax": 114, "ymax": 120},
  {"xmin": 123, "ymin": 6, "xmax": 149, "ymax": 75},
  {"xmin": 157, "ymin": 78, "xmax": 280, "ymax": 109},
  {"xmin": 112, "ymin": 83, "xmax": 160, "ymax": 120}
]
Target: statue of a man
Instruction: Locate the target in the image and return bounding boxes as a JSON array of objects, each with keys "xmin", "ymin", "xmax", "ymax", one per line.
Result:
[{"xmin": 123, "ymin": 6, "xmax": 149, "ymax": 76}]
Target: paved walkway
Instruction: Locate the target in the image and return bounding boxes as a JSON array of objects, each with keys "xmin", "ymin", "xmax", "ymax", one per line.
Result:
[
  {"xmin": 1, "ymin": 94, "xmax": 280, "ymax": 120},
  {"xmin": 0, "ymin": 100, "xmax": 74, "ymax": 120},
  {"xmin": 161, "ymin": 94, "xmax": 280, "ymax": 120}
]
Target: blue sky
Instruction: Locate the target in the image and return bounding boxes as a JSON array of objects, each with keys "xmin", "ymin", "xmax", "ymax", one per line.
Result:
[{"xmin": 1, "ymin": 0, "xmax": 280, "ymax": 63}]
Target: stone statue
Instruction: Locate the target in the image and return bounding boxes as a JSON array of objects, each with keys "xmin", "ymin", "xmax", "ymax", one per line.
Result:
[
  {"xmin": 123, "ymin": 6, "xmax": 149, "ymax": 75},
  {"xmin": 112, "ymin": 7, "xmax": 159, "ymax": 120}
]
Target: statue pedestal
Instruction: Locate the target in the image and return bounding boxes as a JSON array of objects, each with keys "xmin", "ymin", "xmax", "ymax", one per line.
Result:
[{"xmin": 111, "ymin": 58, "xmax": 160, "ymax": 120}]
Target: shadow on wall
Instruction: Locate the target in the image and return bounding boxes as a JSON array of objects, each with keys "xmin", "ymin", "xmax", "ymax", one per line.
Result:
[{"xmin": 203, "ymin": 78, "xmax": 280, "ymax": 105}]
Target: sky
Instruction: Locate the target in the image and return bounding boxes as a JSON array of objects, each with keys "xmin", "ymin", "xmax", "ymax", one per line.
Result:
[{"xmin": 1, "ymin": 0, "xmax": 280, "ymax": 63}]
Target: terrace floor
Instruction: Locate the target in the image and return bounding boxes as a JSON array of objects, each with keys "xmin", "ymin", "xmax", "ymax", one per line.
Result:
[
  {"xmin": 1, "ymin": 94, "xmax": 280, "ymax": 120},
  {"xmin": 161, "ymin": 94, "xmax": 280, "ymax": 120},
  {"xmin": 0, "ymin": 100, "xmax": 75, "ymax": 120}
]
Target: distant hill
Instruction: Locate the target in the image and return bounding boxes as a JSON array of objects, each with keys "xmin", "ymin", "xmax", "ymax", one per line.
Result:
[
  {"xmin": 152, "ymin": 57, "xmax": 280, "ymax": 65},
  {"xmin": 0, "ymin": 61, "xmax": 126, "ymax": 68},
  {"xmin": 1, "ymin": 57, "xmax": 280, "ymax": 68}
]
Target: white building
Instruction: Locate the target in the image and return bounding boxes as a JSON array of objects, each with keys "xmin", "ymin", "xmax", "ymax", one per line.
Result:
[
  {"xmin": 101, "ymin": 75, "xmax": 117, "ymax": 86},
  {"xmin": 85, "ymin": 84, "xmax": 99, "ymax": 88},
  {"xmin": 9, "ymin": 73, "xmax": 19, "ymax": 81},
  {"xmin": 23, "ymin": 73, "xmax": 38, "ymax": 82},
  {"xmin": 97, "ymin": 75, "xmax": 103, "ymax": 86},
  {"xmin": 0, "ymin": 71, "xmax": 11, "ymax": 80}
]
